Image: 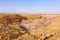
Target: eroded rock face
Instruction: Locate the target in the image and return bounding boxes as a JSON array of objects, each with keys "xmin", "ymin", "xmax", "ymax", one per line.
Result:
[
  {"xmin": 0, "ymin": 14, "xmax": 60, "ymax": 40},
  {"xmin": 0, "ymin": 14, "xmax": 29, "ymax": 40}
]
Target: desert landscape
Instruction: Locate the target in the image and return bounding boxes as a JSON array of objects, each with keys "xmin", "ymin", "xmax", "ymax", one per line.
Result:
[{"xmin": 0, "ymin": 13, "xmax": 60, "ymax": 40}]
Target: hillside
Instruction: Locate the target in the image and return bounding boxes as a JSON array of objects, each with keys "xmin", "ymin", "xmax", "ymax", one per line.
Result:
[{"xmin": 0, "ymin": 14, "xmax": 60, "ymax": 40}]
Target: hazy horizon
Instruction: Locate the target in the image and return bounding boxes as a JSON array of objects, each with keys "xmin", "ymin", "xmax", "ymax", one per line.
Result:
[{"xmin": 0, "ymin": 0, "xmax": 60, "ymax": 13}]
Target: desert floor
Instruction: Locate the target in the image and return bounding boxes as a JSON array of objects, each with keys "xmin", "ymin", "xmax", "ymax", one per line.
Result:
[{"xmin": 0, "ymin": 14, "xmax": 60, "ymax": 40}]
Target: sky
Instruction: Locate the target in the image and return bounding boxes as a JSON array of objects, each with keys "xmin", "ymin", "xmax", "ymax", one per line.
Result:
[{"xmin": 0, "ymin": 0, "xmax": 60, "ymax": 13}]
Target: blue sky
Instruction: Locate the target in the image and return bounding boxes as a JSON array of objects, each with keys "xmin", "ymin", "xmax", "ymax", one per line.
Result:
[{"xmin": 0, "ymin": 0, "xmax": 60, "ymax": 12}]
